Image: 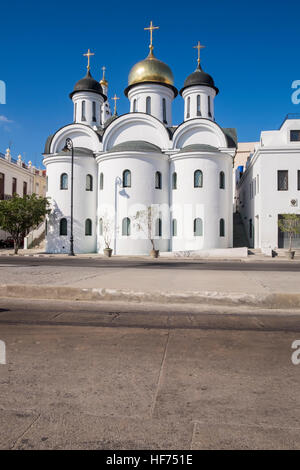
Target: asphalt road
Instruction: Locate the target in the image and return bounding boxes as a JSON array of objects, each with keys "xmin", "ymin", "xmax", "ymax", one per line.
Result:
[
  {"xmin": 0, "ymin": 255, "xmax": 300, "ymax": 271},
  {"xmin": 0, "ymin": 299, "xmax": 300, "ymax": 450}
]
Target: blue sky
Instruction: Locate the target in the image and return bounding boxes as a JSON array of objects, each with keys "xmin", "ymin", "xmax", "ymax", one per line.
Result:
[{"xmin": 0, "ymin": 0, "xmax": 299, "ymax": 168}]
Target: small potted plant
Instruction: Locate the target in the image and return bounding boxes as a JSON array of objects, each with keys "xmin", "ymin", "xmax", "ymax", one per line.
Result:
[
  {"xmin": 101, "ymin": 214, "xmax": 113, "ymax": 257},
  {"xmin": 134, "ymin": 206, "xmax": 160, "ymax": 258},
  {"xmin": 278, "ymin": 213, "xmax": 300, "ymax": 260}
]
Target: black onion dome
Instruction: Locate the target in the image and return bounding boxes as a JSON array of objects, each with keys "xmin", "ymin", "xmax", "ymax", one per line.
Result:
[
  {"xmin": 180, "ymin": 64, "xmax": 219, "ymax": 95},
  {"xmin": 69, "ymin": 70, "xmax": 106, "ymax": 100}
]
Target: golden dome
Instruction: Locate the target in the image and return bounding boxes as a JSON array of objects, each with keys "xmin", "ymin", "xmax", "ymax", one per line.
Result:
[{"xmin": 128, "ymin": 51, "xmax": 174, "ymax": 87}]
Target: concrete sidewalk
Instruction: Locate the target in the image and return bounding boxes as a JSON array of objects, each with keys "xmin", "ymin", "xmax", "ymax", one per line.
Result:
[{"xmin": 0, "ymin": 257, "xmax": 300, "ymax": 308}]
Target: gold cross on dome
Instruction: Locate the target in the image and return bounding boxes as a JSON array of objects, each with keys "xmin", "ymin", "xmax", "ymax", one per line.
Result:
[
  {"xmin": 102, "ymin": 66, "xmax": 106, "ymax": 79},
  {"xmin": 111, "ymin": 94, "xmax": 120, "ymax": 115},
  {"xmin": 193, "ymin": 41, "xmax": 205, "ymax": 65},
  {"xmin": 83, "ymin": 48, "xmax": 95, "ymax": 71},
  {"xmin": 144, "ymin": 20, "xmax": 159, "ymax": 53}
]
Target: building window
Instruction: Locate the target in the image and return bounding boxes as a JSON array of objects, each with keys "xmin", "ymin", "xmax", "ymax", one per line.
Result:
[
  {"xmin": 249, "ymin": 219, "xmax": 253, "ymax": 239},
  {"xmin": 219, "ymin": 171, "xmax": 225, "ymax": 189},
  {"xmin": 12, "ymin": 177, "xmax": 17, "ymax": 194},
  {"xmin": 186, "ymin": 97, "xmax": 190, "ymax": 119},
  {"xmin": 85, "ymin": 219, "xmax": 92, "ymax": 236},
  {"xmin": 81, "ymin": 100, "xmax": 86, "ymax": 121},
  {"xmin": 133, "ymin": 99, "xmax": 137, "ymax": 112},
  {"xmin": 36, "ymin": 183, "xmax": 39, "ymax": 194},
  {"xmin": 278, "ymin": 170, "xmax": 288, "ymax": 191},
  {"xmin": 155, "ymin": 218, "xmax": 162, "ymax": 237},
  {"xmin": 197, "ymin": 95, "xmax": 201, "ymax": 116},
  {"xmin": 193, "ymin": 218, "xmax": 203, "ymax": 236},
  {"xmin": 220, "ymin": 218, "xmax": 225, "ymax": 237},
  {"xmin": 194, "ymin": 170, "xmax": 203, "ymax": 188},
  {"xmin": 146, "ymin": 96, "xmax": 151, "ymax": 115},
  {"xmin": 123, "ymin": 169, "xmax": 131, "ymax": 188},
  {"xmin": 86, "ymin": 174, "xmax": 93, "ymax": 191},
  {"xmin": 92, "ymin": 101, "xmax": 96, "ymax": 122},
  {"xmin": 99, "ymin": 172, "xmax": 104, "ymax": 190},
  {"xmin": 290, "ymin": 130, "xmax": 300, "ymax": 142},
  {"xmin": 162, "ymin": 98, "xmax": 167, "ymax": 123},
  {"xmin": 74, "ymin": 103, "xmax": 77, "ymax": 122},
  {"xmin": 59, "ymin": 218, "xmax": 67, "ymax": 236},
  {"xmin": 208, "ymin": 96, "xmax": 212, "ymax": 117},
  {"xmin": 23, "ymin": 181, "xmax": 27, "ymax": 196},
  {"xmin": 99, "ymin": 218, "xmax": 103, "ymax": 235},
  {"xmin": 172, "ymin": 172, "xmax": 177, "ymax": 190},
  {"xmin": 155, "ymin": 171, "xmax": 162, "ymax": 189},
  {"xmin": 122, "ymin": 217, "xmax": 131, "ymax": 236},
  {"xmin": 0, "ymin": 173, "xmax": 4, "ymax": 200},
  {"xmin": 45, "ymin": 219, "xmax": 48, "ymax": 235},
  {"xmin": 60, "ymin": 173, "xmax": 68, "ymax": 190},
  {"xmin": 172, "ymin": 219, "xmax": 177, "ymax": 237}
]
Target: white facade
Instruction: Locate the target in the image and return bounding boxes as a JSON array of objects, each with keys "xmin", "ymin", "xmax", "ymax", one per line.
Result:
[
  {"xmin": 236, "ymin": 117, "xmax": 300, "ymax": 250},
  {"xmin": 43, "ymin": 47, "xmax": 236, "ymax": 255}
]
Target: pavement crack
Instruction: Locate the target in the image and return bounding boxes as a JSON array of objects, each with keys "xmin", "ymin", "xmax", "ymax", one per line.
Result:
[
  {"xmin": 10, "ymin": 412, "xmax": 41, "ymax": 450},
  {"xmin": 150, "ymin": 330, "xmax": 170, "ymax": 418}
]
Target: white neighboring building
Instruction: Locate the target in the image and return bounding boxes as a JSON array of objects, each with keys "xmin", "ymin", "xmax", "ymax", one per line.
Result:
[
  {"xmin": 236, "ymin": 116, "xmax": 300, "ymax": 250},
  {"xmin": 43, "ymin": 32, "xmax": 237, "ymax": 255}
]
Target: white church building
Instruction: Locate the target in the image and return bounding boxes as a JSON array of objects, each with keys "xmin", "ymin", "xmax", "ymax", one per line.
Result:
[{"xmin": 43, "ymin": 25, "xmax": 237, "ymax": 255}]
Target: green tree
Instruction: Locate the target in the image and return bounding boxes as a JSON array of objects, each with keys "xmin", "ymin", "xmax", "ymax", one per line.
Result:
[
  {"xmin": 0, "ymin": 194, "xmax": 50, "ymax": 254},
  {"xmin": 278, "ymin": 213, "xmax": 300, "ymax": 251}
]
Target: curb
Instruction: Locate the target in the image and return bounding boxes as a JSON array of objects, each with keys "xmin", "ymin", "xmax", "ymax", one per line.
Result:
[{"xmin": 1, "ymin": 284, "xmax": 300, "ymax": 309}]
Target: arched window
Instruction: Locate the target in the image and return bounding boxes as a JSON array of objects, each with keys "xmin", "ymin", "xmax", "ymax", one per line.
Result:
[
  {"xmin": 59, "ymin": 218, "xmax": 67, "ymax": 236},
  {"xmin": 81, "ymin": 100, "xmax": 86, "ymax": 121},
  {"xmin": 99, "ymin": 172, "xmax": 104, "ymax": 190},
  {"xmin": 208, "ymin": 96, "xmax": 212, "ymax": 117},
  {"xmin": 92, "ymin": 101, "xmax": 96, "ymax": 122},
  {"xmin": 219, "ymin": 171, "xmax": 225, "ymax": 189},
  {"xmin": 146, "ymin": 96, "xmax": 151, "ymax": 115},
  {"xmin": 155, "ymin": 171, "xmax": 162, "ymax": 189},
  {"xmin": 155, "ymin": 218, "xmax": 162, "ymax": 237},
  {"xmin": 197, "ymin": 95, "xmax": 201, "ymax": 116},
  {"xmin": 99, "ymin": 218, "xmax": 103, "ymax": 235},
  {"xmin": 162, "ymin": 98, "xmax": 167, "ymax": 123},
  {"xmin": 85, "ymin": 218, "xmax": 92, "ymax": 236},
  {"xmin": 186, "ymin": 97, "xmax": 190, "ymax": 119},
  {"xmin": 123, "ymin": 169, "xmax": 131, "ymax": 188},
  {"xmin": 220, "ymin": 218, "xmax": 225, "ymax": 237},
  {"xmin": 172, "ymin": 172, "xmax": 177, "ymax": 190},
  {"xmin": 194, "ymin": 170, "xmax": 203, "ymax": 188},
  {"xmin": 60, "ymin": 173, "xmax": 68, "ymax": 190},
  {"xmin": 86, "ymin": 174, "xmax": 93, "ymax": 191},
  {"xmin": 133, "ymin": 99, "xmax": 137, "ymax": 112},
  {"xmin": 172, "ymin": 219, "xmax": 177, "ymax": 237},
  {"xmin": 122, "ymin": 217, "xmax": 131, "ymax": 236},
  {"xmin": 193, "ymin": 218, "xmax": 203, "ymax": 236}
]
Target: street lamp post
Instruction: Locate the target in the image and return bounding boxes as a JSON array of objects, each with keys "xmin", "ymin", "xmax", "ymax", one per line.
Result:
[{"xmin": 62, "ymin": 138, "xmax": 75, "ymax": 256}]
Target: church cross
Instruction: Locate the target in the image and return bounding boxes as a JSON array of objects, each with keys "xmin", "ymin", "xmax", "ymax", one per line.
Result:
[
  {"xmin": 83, "ymin": 49, "xmax": 95, "ymax": 71},
  {"xmin": 144, "ymin": 21, "xmax": 159, "ymax": 53},
  {"xmin": 193, "ymin": 41, "xmax": 205, "ymax": 65},
  {"xmin": 111, "ymin": 94, "xmax": 120, "ymax": 115}
]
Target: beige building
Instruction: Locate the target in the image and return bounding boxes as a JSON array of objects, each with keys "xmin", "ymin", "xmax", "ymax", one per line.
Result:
[
  {"xmin": 234, "ymin": 142, "xmax": 259, "ymax": 170},
  {"xmin": 0, "ymin": 148, "xmax": 46, "ymax": 241}
]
